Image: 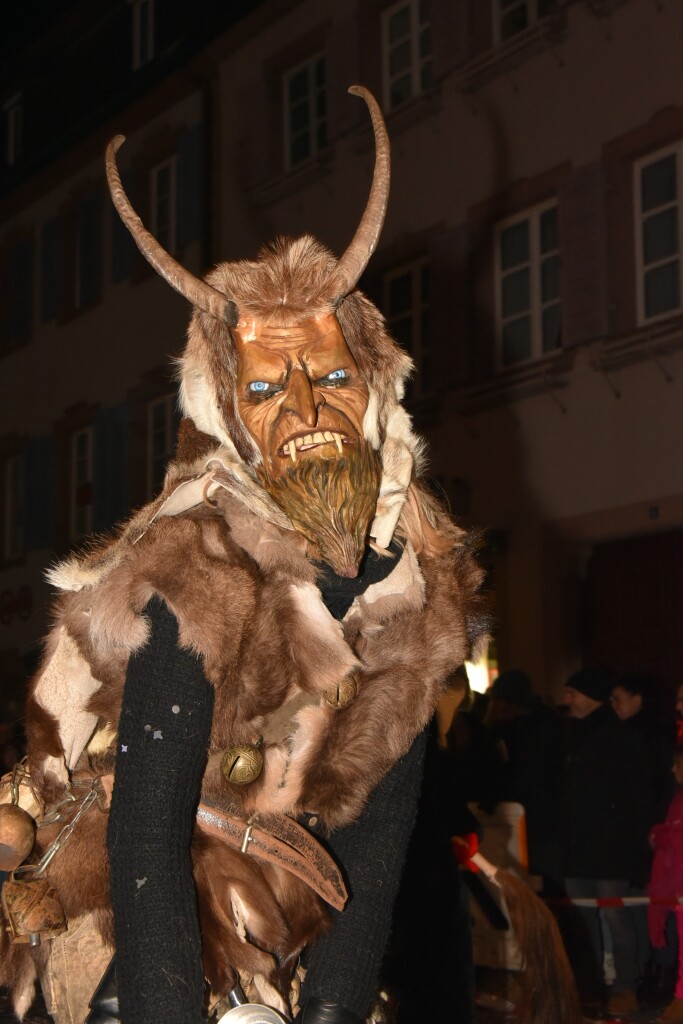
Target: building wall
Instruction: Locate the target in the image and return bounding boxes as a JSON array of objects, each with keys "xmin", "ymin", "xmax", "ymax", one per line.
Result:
[{"xmin": 1, "ymin": 0, "xmax": 682, "ymax": 711}]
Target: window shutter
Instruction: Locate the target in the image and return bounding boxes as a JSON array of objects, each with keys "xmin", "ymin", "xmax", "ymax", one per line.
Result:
[
  {"xmin": 111, "ymin": 168, "xmax": 142, "ymax": 283},
  {"xmin": 9, "ymin": 236, "xmax": 35, "ymax": 345},
  {"xmin": 429, "ymin": 225, "xmax": 472, "ymax": 388},
  {"xmin": 41, "ymin": 217, "xmax": 60, "ymax": 323},
  {"xmin": 77, "ymin": 191, "xmax": 103, "ymax": 307},
  {"xmin": 327, "ymin": 13, "xmax": 361, "ymax": 138},
  {"xmin": 24, "ymin": 435, "xmax": 55, "ymax": 552},
  {"xmin": 242, "ymin": 79, "xmax": 273, "ymax": 186},
  {"xmin": 558, "ymin": 163, "xmax": 609, "ymax": 347},
  {"xmin": 176, "ymin": 122, "xmax": 204, "ymax": 249},
  {"xmin": 93, "ymin": 404, "xmax": 129, "ymax": 532},
  {"xmin": 431, "ymin": 0, "xmax": 471, "ymax": 78}
]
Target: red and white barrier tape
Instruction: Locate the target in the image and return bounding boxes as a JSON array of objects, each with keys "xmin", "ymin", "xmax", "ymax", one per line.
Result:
[{"xmin": 549, "ymin": 895, "xmax": 683, "ymax": 908}]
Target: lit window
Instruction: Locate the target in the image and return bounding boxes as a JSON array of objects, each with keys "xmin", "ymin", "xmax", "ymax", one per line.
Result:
[
  {"xmin": 635, "ymin": 145, "xmax": 682, "ymax": 324},
  {"xmin": 495, "ymin": 0, "xmax": 557, "ymax": 44},
  {"xmin": 382, "ymin": 0, "xmax": 433, "ymax": 111},
  {"xmin": 3, "ymin": 455, "xmax": 23, "ymax": 561},
  {"xmin": 147, "ymin": 395, "xmax": 176, "ymax": 498},
  {"xmin": 2, "ymin": 93, "xmax": 23, "ymax": 167},
  {"xmin": 131, "ymin": 0, "xmax": 155, "ymax": 70},
  {"xmin": 383, "ymin": 258, "xmax": 430, "ymax": 398},
  {"xmin": 151, "ymin": 158, "xmax": 178, "ymax": 254},
  {"xmin": 283, "ymin": 54, "xmax": 327, "ymax": 170},
  {"xmin": 70, "ymin": 428, "xmax": 93, "ymax": 541},
  {"xmin": 495, "ymin": 201, "xmax": 561, "ymax": 368}
]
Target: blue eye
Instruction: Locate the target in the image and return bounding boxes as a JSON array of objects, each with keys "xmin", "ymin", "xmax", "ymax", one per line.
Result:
[
  {"xmin": 323, "ymin": 369, "xmax": 347, "ymax": 383},
  {"xmin": 248, "ymin": 381, "xmax": 270, "ymax": 392}
]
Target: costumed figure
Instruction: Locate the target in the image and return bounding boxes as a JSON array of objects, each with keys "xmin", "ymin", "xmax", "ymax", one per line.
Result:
[{"xmin": 0, "ymin": 87, "xmax": 488, "ymax": 1024}]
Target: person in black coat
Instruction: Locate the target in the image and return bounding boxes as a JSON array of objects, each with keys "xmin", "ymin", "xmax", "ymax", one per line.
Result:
[
  {"xmin": 561, "ymin": 667, "xmax": 657, "ymax": 1018},
  {"xmin": 486, "ymin": 669, "xmax": 564, "ymax": 892}
]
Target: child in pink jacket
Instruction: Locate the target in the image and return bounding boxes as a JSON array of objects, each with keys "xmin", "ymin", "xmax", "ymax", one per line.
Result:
[{"xmin": 648, "ymin": 747, "xmax": 683, "ymax": 1024}]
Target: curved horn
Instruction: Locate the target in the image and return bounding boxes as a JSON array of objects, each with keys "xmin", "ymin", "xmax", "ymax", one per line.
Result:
[
  {"xmin": 330, "ymin": 86, "xmax": 391, "ymax": 300},
  {"xmin": 105, "ymin": 135, "xmax": 238, "ymax": 326}
]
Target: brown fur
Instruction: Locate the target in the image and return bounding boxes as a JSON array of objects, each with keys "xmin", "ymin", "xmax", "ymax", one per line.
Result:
[
  {"xmin": 7, "ymin": 456, "xmax": 487, "ymax": 1014},
  {"xmin": 498, "ymin": 871, "xmax": 583, "ymax": 1024},
  {"xmin": 257, "ymin": 446, "xmax": 382, "ymax": 578}
]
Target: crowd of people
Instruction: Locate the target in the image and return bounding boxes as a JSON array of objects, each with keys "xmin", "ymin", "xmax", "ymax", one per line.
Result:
[{"xmin": 444, "ymin": 664, "xmax": 683, "ymax": 1023}]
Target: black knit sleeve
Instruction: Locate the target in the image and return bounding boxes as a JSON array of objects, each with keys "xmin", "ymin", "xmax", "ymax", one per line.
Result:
[
  {"xmin": 107, "ymin": 597, "xmax": 214, "ymax": 1024},
  {"xmin": 298, "ymin": 730, "xmax": 427, "ymax": 1020}
]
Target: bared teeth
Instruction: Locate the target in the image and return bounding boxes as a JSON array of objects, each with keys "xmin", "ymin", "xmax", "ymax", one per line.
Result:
[{"xmin": 283, "ymin": 432, "xmax": 346, "ymax": 458}]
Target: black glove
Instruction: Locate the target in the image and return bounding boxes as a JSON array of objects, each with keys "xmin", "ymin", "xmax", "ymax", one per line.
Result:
[
  {"xmin": 294, "ymin": 999, "xmax": 362, "ymax": 1024},
  {"xmin": 85, "ymin": 957, "xmax": 120, "ymax": 1024}
]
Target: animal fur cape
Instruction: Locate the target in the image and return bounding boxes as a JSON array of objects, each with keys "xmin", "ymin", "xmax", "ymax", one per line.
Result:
[{"xmin": 0, "ymin": 427, "xmax": 487, "ymax": 1017}]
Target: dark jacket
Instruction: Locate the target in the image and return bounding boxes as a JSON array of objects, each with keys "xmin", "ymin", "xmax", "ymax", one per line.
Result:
[{"xmin": 562, "ymin": 703, "xmax": 655, "ymax": 884}]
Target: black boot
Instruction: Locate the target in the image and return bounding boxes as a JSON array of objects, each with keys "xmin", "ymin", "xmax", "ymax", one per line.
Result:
[
  {"xmin": 294, "ymin": 1000, "xmax": 362, "ymax": 1023},
  {"xmin": 85, "ymin": 957, "xmax": 120, "ymax": 1024}
]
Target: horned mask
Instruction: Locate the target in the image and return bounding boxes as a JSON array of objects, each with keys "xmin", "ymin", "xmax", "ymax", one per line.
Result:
[{"xmin": 106, "ymin": 86, "xmax": 422, "ymax": 563}]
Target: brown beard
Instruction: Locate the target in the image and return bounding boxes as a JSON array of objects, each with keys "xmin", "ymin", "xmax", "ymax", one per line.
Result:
[{"xmin": 257, "ymin": 445, "xmax": 382, "ymax": 578}]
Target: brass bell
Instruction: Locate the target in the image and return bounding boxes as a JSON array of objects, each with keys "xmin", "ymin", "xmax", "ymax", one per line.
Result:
[
  {"xmin": 0, "ymin": 803, "xmax": 36, "ymax": 872},
  {"xmin": 324, "ymin": 675, "xmax": 358, "ymax": 709},
  {"xmin": 221, "ymin": 743, "xmax": 264, "ymax": 786}
]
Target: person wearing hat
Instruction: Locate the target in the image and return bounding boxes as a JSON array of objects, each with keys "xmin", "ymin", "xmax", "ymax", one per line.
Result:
[
  {"xmin": 561, "ymin": 667, "xmax": 657, "ymax": 1019},
  {"xmin": 486, "ymin": 669, "xmax": 563, "ymax": 889}
]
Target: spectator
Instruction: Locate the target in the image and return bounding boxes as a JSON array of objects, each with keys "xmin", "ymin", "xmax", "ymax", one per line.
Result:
[
  {"xmin": 486, "ymin": 669, "xmax": 564, "ymax": 890},
  {"xmin": 561, "ymin": 666, "xmax": 656, "ymax": 1018},
  {"xmin": 647, "ymin": 746, "xmax": 683, "ymax": 1024}
]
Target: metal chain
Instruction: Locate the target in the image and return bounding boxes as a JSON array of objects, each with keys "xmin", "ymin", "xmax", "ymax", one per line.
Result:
[{"xmin": 13, "ymin": 780, "xmax": 100, "ymax": 879}]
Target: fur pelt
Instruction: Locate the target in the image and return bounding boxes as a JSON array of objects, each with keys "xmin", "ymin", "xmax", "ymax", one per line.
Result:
[{"xmin": 1, "ymin": 459, "xmax": 487, "ymax": 1015}]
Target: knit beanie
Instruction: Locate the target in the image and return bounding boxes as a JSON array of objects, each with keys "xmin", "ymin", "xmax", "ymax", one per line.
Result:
[
  {"xmin": 566, "ymin": 666, "xmax": 612, "ymax": 703},
  {"xmin": 489, "ymin": 669, "xmax": 535, "ymax": 709}
]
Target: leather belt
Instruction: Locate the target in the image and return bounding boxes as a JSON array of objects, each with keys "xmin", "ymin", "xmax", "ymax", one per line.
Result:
[
  {"xmin": 95, "ymin": 774, "xmax": 346, "ymax": 911},
  {"xmin": 196, "ymin": 804, "xmax": 347, "ymax": 911}
]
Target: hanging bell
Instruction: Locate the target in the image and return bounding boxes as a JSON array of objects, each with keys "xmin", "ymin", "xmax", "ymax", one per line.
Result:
[
  {"xmin": 323, "ymin": 674, "xmax": 358, "ymax": 709},
  {"xmin": 0, "ymin": 803, "xmax": 36, "ymax": 872},
  {"xmin": 221, "ymin": 742, "xmax": 264, "ymax": 786}
]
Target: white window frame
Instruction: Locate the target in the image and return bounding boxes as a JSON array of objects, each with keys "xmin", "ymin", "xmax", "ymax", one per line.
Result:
[
  {"xmin": 147, "ymin": 394, "xmax": 176, "ymax": 498},
  {"xmin": 70, "ymin": 427, "xmax": 93, "ymax": 541},
  {"xmin": 3, "ymin": 454, "xmax": 23, "ymax": 561},
  {"xmin": 382, "ymin": 0, "xmax": 433, "ymax": 112},
  {"xmin": 634, "ymin": 142, "xmax": 683, "ymax": 327},
  {"xmin": 494, "ymin": 199, "xmax": 561, "ymax": 369},
  {"xmin": 493, "ymin": 0, "xmax": 555, "ymax": 46},
  {"xmin": 283, "ymin": 53, "xmax": 327, "ymax": 171},
  {"xmin": 150, "ymin": 157, "xmax": 178, "ymax": 255},
  {"xmin": 383, "ymin": 257, "xmax": 431, "ymax": 399},
  {"xmin": 131, "ymin": 0, "xmax": 155, "ymax": 70},
  {"xmin": 3, "ymin": 92, "xmax": 23, "ymax": 167}
]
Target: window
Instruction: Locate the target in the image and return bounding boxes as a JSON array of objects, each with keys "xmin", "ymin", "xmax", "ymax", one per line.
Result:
[
  {"xmin": 2, "ymin": 93, "xmax": 23, "ymax": 167},
  {"xmin": 495, "ymin": 201, "xmax": 561, "ymax": 368},
  {"xmin": 70, "ymin": 428, "xmax": 93, "ymax": 541},
  {"xmin": 635, "ymin": 145, "xmax": 682, "ymax": 324},
  {"xmin": 494, "ymin": 0, "xmax": 557, "ymax": 44},
  {"xmin": 382, "ymin": 0, "xmax": 433, "ymax": 111},
  {"xmin": 3, "ymin": 455, "xmax": 23, "ymax": 561},
  {"xmin": 131, "ymin": 0, "xmax": 155, "ymax": 70},
  {"xmin": 283, "ymin": 55, "xmax": 327, "ymax": 170},
  {"xmin": 147, "ymin": 394, "xmax": 176, "ymax": 498},
  {"xmin": 383, "ymin": 259, "xmax": 430, "ymax": 398},
  {"xmin": 151, "ymin": 158, "xmax": 177, "ymax": 253}
]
